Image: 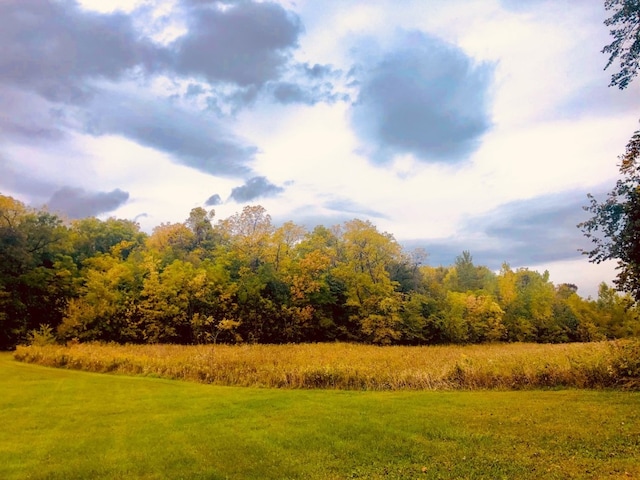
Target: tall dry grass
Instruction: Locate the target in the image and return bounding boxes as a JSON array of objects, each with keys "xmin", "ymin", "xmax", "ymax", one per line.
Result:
[{"xmin": 13, "ymin": 340, "xmax": 640, "ymax": 390}]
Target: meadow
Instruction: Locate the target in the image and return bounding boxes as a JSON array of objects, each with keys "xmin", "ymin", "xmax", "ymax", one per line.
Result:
[
  {"xmin": 13, "ymin": 340, "xmax": 640, "ymax": 390},
  {"xmin": 1, "ymin": 351, "xmax": 639, "ymax": 479}
]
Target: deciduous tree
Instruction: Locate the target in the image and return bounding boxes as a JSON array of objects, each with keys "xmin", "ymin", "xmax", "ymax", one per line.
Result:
[
  {"xmin": 602, "ymin": 0, "xmax": 640, "ymax": 89},
  {"xmin": 581, "ymin": 1, "xmax": 640, "ymax": 300},
  {"xmin": 581, "ymin": 131, "xmax": 640, "ymax": 300}
]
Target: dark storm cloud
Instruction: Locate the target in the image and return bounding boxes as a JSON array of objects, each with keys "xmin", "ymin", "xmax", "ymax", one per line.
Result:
[
  {"xmin": 350, "ymin": 31, "xmax": 494, "ymax": 164},
  {"xmin": 403, "ymin": 190, "xmax": 603, "ymax": 268},
  {"xmin": 205, "ymin": 193, "xmax": 222, "ymax": 206},
  {"xmin": 228, "ymin": 176, "xmax": 284, "ymax": 202},
  {"xmin": 172, "ymin": 1, "xmax": 302, "ymax": 86},
  {"xmin": 47, "ymin": 187, "xmax": 129, "ymax": 219}
]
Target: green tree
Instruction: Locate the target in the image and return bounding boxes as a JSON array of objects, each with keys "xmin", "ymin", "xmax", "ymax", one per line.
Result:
[
  {"xmin": 602, "ymin": 0, "xmax": 640, "ymax": 89},
  {"xmin": 497, "ymin": 266, "xmax": 558, "ymax": 342},
  {"xmin": 447, "ymin": 251, "xmax": 497, "ymax": 294},
  {"xmin": 0, "ymin": 195, "xmax": 74, "ymax": 348},
  {"xmin": 580, "ymin": 131, "xmax": 640, "ymax": 300},
  {"xmin": 218, "ymin": 205, "xmax": 274, "ymax": 272},
  {"xmin": 146, "ymin": 222, "xmax": 196, "ymax": 264},
  {"xmin": 440, "ymin": 292, "xmax": 470, "ymax": 343},
  {"xmin": 137, "ymin": 259, "xmax": 194, "ymax": 343},
  {"xmin": 438, "ymin": 292, "xmax": 505, "ymax": 344},
  {"xmin": 552, "ymin": 283, "xmax": 581, "ymax": 342},
  {"xmin": 58, "ymin": 250, "xmax": 144, "ymax": 342},
  {"xmin": 565, "ymin": 294, "xmax": 606, "ymax": 342},
  {"xmin": 463, "ymin": 294, "xmax": 506, "ymax": 343},
  {"xmin": 387, "ymin": 248, "xmax": 426, "ymax": 294},
  {"xmin": 595, "ymin": 282, "xmax": 640, "ymax": 338},
  {"xmin": 454, "ymin": 250, "xmax": 479, "ymax": 291},
  {"xmin": 186, "ymin": 207, "xmax": 217, "ymax": 252},
  {"xmin": 69, "ymin": 217, "xmax": 145, "ymax": 266},
  {"xmin": 332, "ymin": 219, "xmax": 403, "ymax": 343},
  {"xmin": 292, "ymin": 226, "xmax": 348, "ymax": 341}
]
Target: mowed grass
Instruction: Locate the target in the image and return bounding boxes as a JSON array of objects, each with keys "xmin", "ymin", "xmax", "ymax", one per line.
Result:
[
  {"xmin": 1, "ymin": 352, "xmax": 639, "ymax": 480},
  {"xmin": 13, "ymin": 340, "xmax": 640, "ymax": 390}
]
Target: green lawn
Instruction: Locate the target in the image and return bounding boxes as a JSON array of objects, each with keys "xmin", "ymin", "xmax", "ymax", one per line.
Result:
[{"xmin": 1, "ymin": 352, "xmax": 639, "ymax": 479}]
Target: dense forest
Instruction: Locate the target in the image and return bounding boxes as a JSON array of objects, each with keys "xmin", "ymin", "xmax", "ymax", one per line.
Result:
[{"xmin": 1, "ymin": 193, "xmax": 638, "ymax": 350}]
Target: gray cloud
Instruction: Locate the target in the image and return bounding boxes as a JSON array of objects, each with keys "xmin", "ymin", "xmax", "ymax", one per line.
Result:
[
  {"xmin": 272, "ymin": 82, "xmax": 317, "ymax": 105},
  {"xmin": 200, "ymin": 64, "xmax": 345, "ymax": 111},
  {"xmin": 172, "ymin": 1, "xmax": 302, "ymax": 86},
  {"xmin": 0, "ymin": 155, "xmax": 59, "ymax": 201},
  {"xmin": 185, "ymin": 83, "xmax": 205, "ymax": 98},
  {"xmin": 403, "ymin": 189, "xmax": 603, "ymax": 269},
  {"xmin": 301, "ymin": 63, "xmax": 335, "ymax": 79},
  {"xmin": 350, "ymin": 31, "xmax": 494, "ymax": 164},
  {"xmin": 267, "ymin": 62, "xmax": 348, "ymax": 106},
  {"xmin": 0, "ymin": 0, "xmax": 255, "ymax": 178},
  {"xmin": 228, "ymin": 176, "xmax": 284, "ymax": 202},
  {"xmin": 205, "ymin": 193, "xmax": 223, "ymax": 206},
  {"xmin": 0, "ymin": 0, "xmax": 341, "ymax": 185},
  {"xmin": 84, "ymin": 89, "xmax": 255, "ymax": 177},
  {"xmin": 0, "ymin": 0, "xmax": 161, "ymax": 103},
  {"xmin": 269, "ymin": 81, "xmax": 344, "ymax": 105},
  {"xmin": 47, "ymin": 187, "xmax": 129, "ymax": 219},
  {"xmin": 0, "ymin": 88, "xmax": 67, "ymax": 145}
]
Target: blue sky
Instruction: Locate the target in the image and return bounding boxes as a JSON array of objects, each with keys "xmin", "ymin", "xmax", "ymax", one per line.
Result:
[{"xmin": 1, "ymin": 0, "xmax": 639, "ymax": 297}]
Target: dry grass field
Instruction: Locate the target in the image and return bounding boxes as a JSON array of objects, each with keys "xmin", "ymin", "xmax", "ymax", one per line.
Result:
[{"xmin": 13, "ymin": 340, "xmax": 640, "ymax": 390}]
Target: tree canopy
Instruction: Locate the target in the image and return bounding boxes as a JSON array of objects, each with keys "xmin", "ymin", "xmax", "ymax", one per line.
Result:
[{"xmin": 2, "ymin": 195, "xmax": 638, "ymax": 350}]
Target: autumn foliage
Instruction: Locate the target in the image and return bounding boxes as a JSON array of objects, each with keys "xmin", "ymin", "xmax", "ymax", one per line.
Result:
[{"xmin": 1, "ymin": 195, "xmax": 639, "ymax": 349}]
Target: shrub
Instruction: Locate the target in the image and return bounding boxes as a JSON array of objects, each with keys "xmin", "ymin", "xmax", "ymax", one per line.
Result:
[
  {"xmin": 26, "ymin": 324, "xmax": 57, "ymax": 347},
  {"xmin": 608, "ymin": 339, "xmax": 640, "ymax": 389}
]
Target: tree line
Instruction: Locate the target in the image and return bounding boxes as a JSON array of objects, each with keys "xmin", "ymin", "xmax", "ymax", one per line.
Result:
[{"xmin": 1, "ymin": 194, "xmax": 638, "ymax": 350}]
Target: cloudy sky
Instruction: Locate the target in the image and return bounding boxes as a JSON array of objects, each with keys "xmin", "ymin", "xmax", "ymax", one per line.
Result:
[{"xmin": 2, "ymin": 0, "xmax": 639, "ymax": 297}]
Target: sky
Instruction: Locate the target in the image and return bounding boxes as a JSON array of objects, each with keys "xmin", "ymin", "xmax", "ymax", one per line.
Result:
[{"xmin": 1, "ymin": 0, "xmax": 639, "ymax": 298}]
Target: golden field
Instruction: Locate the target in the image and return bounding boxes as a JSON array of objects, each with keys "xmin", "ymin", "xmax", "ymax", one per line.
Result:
[{"xmin": 13, "ymin": 340, "xmax": 640, "ymax": 390}]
